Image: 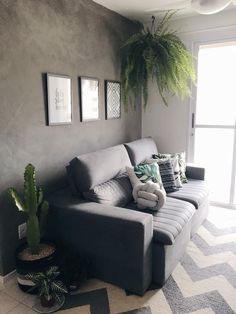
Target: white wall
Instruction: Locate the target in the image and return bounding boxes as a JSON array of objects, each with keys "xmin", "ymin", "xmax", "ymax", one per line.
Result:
[{"xmin": 142, "ymin": 9, "xmax": 236, "ymax": 159}]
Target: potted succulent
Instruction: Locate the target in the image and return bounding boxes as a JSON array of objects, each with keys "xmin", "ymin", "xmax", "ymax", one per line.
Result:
[
  {"xmin": 26, "ymin": 266, "xmax": 67, "ymax": 311},
  {"xmin": 8, "ymin": 164, "xmax": 57, "ymax": 292}
]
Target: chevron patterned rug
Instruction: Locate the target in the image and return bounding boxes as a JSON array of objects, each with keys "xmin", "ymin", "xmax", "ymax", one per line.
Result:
[{"xmin": 60, "ymin": 206, "xmax": 236, "ymax": 314}]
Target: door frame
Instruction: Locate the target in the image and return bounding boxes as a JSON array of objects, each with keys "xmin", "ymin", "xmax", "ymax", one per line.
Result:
[{"xmin": 188, "ymin": 39, "xmax": 236, "ymax": 209}]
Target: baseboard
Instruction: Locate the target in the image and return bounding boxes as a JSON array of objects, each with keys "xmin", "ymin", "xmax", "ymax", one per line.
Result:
[{"xmin": 0, "ymin": 269, "xmax": 16, "ymax": 284}]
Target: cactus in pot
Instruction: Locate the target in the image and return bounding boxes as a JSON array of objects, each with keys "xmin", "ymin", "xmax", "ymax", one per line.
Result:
[{"xmin": 8, "ymin": 164, "xmax": 49, "ymax": 255}]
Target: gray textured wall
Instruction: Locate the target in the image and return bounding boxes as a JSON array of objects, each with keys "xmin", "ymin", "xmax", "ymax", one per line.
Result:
[{"xmin": 0, "ymin": 0, "xmax": 141, "ymax": 276}]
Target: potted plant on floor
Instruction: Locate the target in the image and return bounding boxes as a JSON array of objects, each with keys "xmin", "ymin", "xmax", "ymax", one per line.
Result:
[
  {"xmin": 8, "ymin": 164, "xmax": 57, "ymax": 292},
  {"xmin": 26, "ymin": 266, "xmax": 67, "ymax": 313}
]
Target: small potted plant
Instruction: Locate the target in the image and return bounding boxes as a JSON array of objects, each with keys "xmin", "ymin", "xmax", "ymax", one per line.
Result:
[
  {"xmin": 26, "ymin": 266, "xmax": 67, "ymax": 311},
  {"xmin": 8, "ymin": 164, "xmax": 57, "ymax": 292}
]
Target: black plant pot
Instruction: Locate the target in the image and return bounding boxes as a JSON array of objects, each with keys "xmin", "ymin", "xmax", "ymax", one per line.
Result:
[
  {"xmin": 15, "ymin": 240, "xmax": 58, "ymax": 293},
  {"xmin": 40, "ymin": 295, "xmax": 55, "ymax": 308}
]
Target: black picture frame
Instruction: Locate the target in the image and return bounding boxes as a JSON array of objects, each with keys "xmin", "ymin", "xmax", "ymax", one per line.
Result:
[
  {"xmin": 79, "ymin": 76, "xmax": 99, "ymax": 122},
  {"xmin": 105, "ymin": 80, "xmax": 121, "ymax": 120},
  {"xmin": 46, "ymin": 73, "xmax": 72, "ymax": 126}
]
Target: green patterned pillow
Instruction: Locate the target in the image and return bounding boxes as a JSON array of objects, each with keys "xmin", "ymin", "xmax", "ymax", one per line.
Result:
[{"xmin": 134, "ymin": 163, "xmax": 163, "ymax": 187}]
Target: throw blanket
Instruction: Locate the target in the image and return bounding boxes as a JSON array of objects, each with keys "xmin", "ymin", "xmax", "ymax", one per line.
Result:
[{"xmin": 126, "ymin": 167, "xmax": 166, "ymax": 211}]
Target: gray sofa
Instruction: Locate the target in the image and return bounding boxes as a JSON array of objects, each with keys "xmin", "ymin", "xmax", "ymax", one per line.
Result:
[{"xmin": 49, "ymin": 137, "xmax": 209, "ymax": 295}]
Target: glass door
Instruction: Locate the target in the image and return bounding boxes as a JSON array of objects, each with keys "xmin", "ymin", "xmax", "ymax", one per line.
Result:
[{"xmin": 191, "ymin": 41, "xmax": 236, "ymax": 207}]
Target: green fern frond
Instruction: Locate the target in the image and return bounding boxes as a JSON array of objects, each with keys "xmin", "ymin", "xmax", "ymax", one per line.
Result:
[{"xmin": 121, "ymin": 11, "xmax": 195, "ymax": 109}]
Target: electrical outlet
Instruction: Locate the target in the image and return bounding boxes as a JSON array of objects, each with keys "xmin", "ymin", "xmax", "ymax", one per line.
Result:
[{"xmin": 18, "ymin": 222, "xmax": 27, "ymax": 239}]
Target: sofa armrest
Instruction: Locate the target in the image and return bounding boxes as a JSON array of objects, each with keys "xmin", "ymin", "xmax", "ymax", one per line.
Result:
[
  {"xmin": 186, "ymin": 164, "xmax": 205, "ymax": 180},
  {"xmin": 48, "ymin": 190, "xmax": 153, "ymax": 295}
]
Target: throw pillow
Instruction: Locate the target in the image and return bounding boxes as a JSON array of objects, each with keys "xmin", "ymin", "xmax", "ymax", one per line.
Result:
[
  {"xmin": 153, "ymin": 152, "xmax": 188, "ymax": 184},
  {"xmin": 175, "ymin": 152, "xmax": 188, "ymax": 183},
  {"xmin": 151, "ymin": 154, "xmax": 182, "ymax": 188},
  {"xmin": 133, "ymin": 163, "xmax": 163, "ymax": 187},
  {"xmin": 83, "ymin": 174, "xmax": 133, "ymax": 207},
  {"xmin": 155, "ymin": 159, "xmax": 179, "ymax": 193},
  {"xmin": 126, "ymin": 164, "xmax": 166, "ymax": 212}
]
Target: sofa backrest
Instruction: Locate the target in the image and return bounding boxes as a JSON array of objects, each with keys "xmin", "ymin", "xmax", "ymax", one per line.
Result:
[
  {"xmin": 69, "ymin": 144, "xmax": 132, "ymax": 193},
  {"xmin": 124, "ymin": 137, "xmax": 158, "ymax": 166}
]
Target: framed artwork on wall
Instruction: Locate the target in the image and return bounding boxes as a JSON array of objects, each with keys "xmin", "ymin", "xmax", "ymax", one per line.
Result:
[
  {"xmin": 46, "ymin": 73, "xmax": 72, "ymax": 125},
  {"xmin": 79, "ymin": 77, "xmax": 99, "ymax": 122},
  {"xmin": 105, "ymin": 80, "xmax": 121, "ymax": 120}
]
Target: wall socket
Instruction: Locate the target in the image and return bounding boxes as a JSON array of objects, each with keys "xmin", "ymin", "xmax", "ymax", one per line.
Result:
[{"xmin": 18, "ymin": 222, "xmax": 27, "ymax": 239}]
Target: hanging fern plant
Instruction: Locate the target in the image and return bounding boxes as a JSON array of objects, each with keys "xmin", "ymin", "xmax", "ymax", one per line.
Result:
[{"xmin": 121, "ymin": 11, "xmax": 196, "ymax": 109}]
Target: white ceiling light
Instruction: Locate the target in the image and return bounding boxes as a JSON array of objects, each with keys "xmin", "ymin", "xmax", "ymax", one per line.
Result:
[
  {"xmin": 93, "ymin": 0, "xmax": 236, "ymax": 20},
  {"xmin": 191, "ymin": 0, "xmax": 232, "ymax": 14}
]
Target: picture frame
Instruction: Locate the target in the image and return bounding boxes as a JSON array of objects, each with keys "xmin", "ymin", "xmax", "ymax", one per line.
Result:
[
  {"xmin": 105, "ymin": 80, "xmax": 121, "ymax": 120},
  {"xmin": 46, "ymin": 73, "xmax": 72, "ymax": 125},
  {"xmin": 79, "ymin": 77, "xmax": 99, "ymax": 122}
]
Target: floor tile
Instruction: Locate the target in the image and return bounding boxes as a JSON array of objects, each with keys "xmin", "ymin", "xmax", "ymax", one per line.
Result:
[
  {"xmin": 7, "ymin": 303, "xmax": 36, "ymax": 314},
  {"xmin": 3, "ymin": 278, "xmax": 28, "ymax": 303},
  {"xmin": 21, "ymin": 294, "xmax": 37, "ymax": 308},
  {"xmin": 0, "ymin": 291, "xmax": 19, "ymax": 314}
]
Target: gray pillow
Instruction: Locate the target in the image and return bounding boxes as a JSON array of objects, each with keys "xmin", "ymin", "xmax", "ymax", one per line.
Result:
[
  {"xmin": 70, "ymin": 145, "xmax": 131, "ymax": 193},
  {"xmin": 124, "ymin": 137, "xmax": 158, "ymax": 165},
  {"xmin": 83, "ymin": 174, "xmax": 133, "ymax": 207}
]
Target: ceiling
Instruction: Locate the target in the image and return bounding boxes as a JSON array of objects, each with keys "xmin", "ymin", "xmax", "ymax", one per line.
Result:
[{"xmin": 93, "ymin": 0, "xmax": 235, "ymax": 21}]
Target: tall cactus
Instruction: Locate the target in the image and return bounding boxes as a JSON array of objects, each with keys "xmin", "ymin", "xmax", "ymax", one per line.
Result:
[{"xmin": 8, "ymin": 164, "xmax": 49, "ymax": 255}]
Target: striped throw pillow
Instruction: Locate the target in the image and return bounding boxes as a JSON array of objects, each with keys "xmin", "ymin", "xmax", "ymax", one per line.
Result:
[
  {"xmin": 157, "ymin": 159, "xmax": 179, "ymax": 193},
  {"xmin": 151, "ymin": 154, "xmax": 183, "ymax": 188}
]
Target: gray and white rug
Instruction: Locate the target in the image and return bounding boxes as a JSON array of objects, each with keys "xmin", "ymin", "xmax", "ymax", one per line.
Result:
[{"xmin": 58, "ymin": 206, "xmax": 236, "ymax": 314}]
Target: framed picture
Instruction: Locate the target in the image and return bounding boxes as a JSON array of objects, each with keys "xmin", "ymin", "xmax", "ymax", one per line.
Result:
[
  {"xmin": 47, "ymin": 73, "xmax": 72, "ymax": 125},
  {"xmin": 79, "ymin": 77, "xmax": 99, "ymax": 122},
  {"xmin": 105, "ymin": 80, "xmax": 121, "ymax": 120}
]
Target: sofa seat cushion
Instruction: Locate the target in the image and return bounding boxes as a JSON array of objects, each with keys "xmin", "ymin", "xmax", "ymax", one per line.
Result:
[
  {"xmin": 167, "ymin": 179, "xmax": 209, "ymax": 209},
  {"xmin": 152, "ymin": 198, "xmax": 195, "ymax": 245},
  {"xmin": 126, "ymin": 197, "xmax": 195, "ymax": 245}
]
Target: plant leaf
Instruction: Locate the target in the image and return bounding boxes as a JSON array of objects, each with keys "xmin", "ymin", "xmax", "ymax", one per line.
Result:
[
  {"xmin": 7, "ymin": 188, "xmax": 26, "ymax": 212},
  {"xmin": 39, "ymin": 200, "xmax": 49, "ymax": 238},
  {"xmin": 24, "ymin": 164, "xmax": 37, "ymax": 214}
]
